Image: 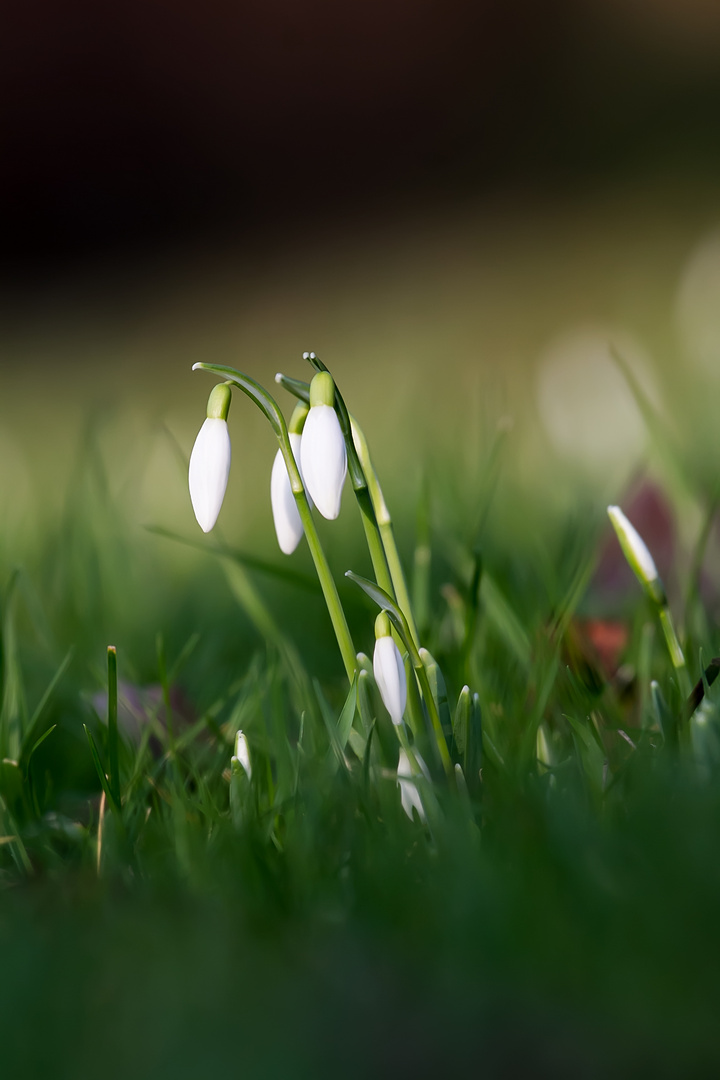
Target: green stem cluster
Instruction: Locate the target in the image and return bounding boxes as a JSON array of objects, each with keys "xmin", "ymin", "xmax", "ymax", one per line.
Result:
[{"xmin": 193, "ymin": 362, "xmax": 357, "ymax": 683}]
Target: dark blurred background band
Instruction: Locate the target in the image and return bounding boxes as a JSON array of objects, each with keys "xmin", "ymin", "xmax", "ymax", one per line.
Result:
[{"xmin": 4, "ymin": 0, "xmax": 720, "ymax": 269}]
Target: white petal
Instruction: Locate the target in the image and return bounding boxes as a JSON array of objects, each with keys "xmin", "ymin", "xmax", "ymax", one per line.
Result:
[
  {"xmin": 373, "ymin": 635, "xmax": 407, "ymax": 725},
  {"xmin": 300, "ymin": 404, "xmax": 347, "ymax": 520},
  {"xmin": 188, "ymin": 418, "xmax": 231, "ymax": 533},
  {"xmin": 233, "ymin": 730, "xmax": 252, "ymax": 780},
  {"xmin": 607, "ymin": 505, "xmax": 659, "ymax": 583},
  {"xmin": 271, "ymin": 434, "xmax": 308, "ymax": 555},
  {"xmin": 397, "ymin": 748, "xmax": 426, "ymax": 822}
]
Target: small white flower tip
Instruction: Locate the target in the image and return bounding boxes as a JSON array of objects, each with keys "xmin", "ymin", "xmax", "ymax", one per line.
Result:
[
  {"xmin": 189, "ymin": 417, "xmax": 231, "ymax": 533},
  {"xmin": 607, "ymin": 504, "xmax": 659, "ymax": 584},
  {"xmin": 397, "ymin": 748, "xmax": 427, "ymax": 823},
  {"xmin": 373, "ymin": 634, "xmax": 407, "ymax": 725},
  {"xmin": 271, "ymin": 434, "xmax": 306, "ymax": 555},
  {"xmin": 191, "ymin": 362, "xmax": 202, "ymax": 371},
  {"xmin": 233, "ymin": 730, "xmax": 252, "ymax": 780},
  {"xmin": 275, "ymin": 373, "xmax": 282, "ymax": 383},
  {"xmin": 300, "ymin": 404, "xmax": 347, "ymax": 520}
]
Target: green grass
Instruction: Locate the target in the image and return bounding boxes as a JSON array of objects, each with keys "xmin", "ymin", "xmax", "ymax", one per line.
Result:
[
  {"xmin": 4, "ymin": 183, "xmax": 720, "ymax": 1074},
  {"xmin": 2, "ymin": 349, "xmax": 720, "ymax": 1080}
]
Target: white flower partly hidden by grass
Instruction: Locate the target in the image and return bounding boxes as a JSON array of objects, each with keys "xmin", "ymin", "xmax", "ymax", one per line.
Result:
[
  {"xmin": 398, "ymin": 747, "xmax": 430, "ymax": 822},
  {"xmin": 607, "ymin": 504, "xmax": 664, "ymax": 603},
  {"xmin": 271, "ymin": 403, "xmax": 312, "ymax": 554},
  {"xmin": 189, "ymin": 383, "xmax": 232, "ymax": 533},
  {"xmin": 231, "ymin": 730, "xmax": 251, "ymax": 780},
  {"xmin": 300, "ymin": 371, "xmax": 347, "ymax": 520},
  {"xmin": 372, "ymin": 612, "xmax": 406, "ymax": 725}
]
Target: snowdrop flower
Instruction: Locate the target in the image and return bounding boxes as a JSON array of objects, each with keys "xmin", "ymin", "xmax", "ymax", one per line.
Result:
[
  {"xmin": 373, "ymin": 611, "xmax": 407, "ymax": 725},
  {"xmin": 231, "ymin": 729, "xmax": 252, "ymax": 780},
  {"xmin": 271, "ymin": 403, "xmax": 312, "ymax": 554},
  {"xmin": 189, "ymin": 383, "xmax": 232, "ymax": 533},
  {"xmin": 300, "ymin": 372, "xmax": 347, "ymax": 520},
  {"xmin": 607, "ymin": 504, "xmax": 665, "ymax": 604},
  {"xmin": 397, "ymin": 747, "xmax": 430, "ymax": 822}
]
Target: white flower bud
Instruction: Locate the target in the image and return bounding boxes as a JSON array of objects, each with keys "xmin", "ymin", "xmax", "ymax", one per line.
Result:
[
  {"xmin": 373, "ymin": 614, "xmax": 407, "ymax": 725},
  {"xmin": 607, "ymin": 504, "xmax": 664, "ymax": 604},
  {"xmin": 397, "ymin": 747, "xmax": 429, "ymax": 822},
  {"xmin": 271, "ymin": 433, "xmax": 311, "ymax": 554},
  {"xmin": 188, "ymin": 417, "xmax": 231, "ymax": 533},
  {"xmin": 300, "ymin": 373, "xmax": 347, "ymax": 520},
  {"xmin": 231, "ymin": 729, "xmax": 252, "ymax": 780}
]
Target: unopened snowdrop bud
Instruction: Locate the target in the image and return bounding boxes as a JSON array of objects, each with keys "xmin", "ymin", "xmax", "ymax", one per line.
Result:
[
  {"xmin": 271, "ymin": 403, "xmax": 311, "ymax": 554},
  {"xmin": 397, "ymin": 747, "xmax": 429, "ymax": 823},
  {"xmin": 607, "ymin": 505, "xmax": 665, "ymax": 605},
  {"xmin": 300, "ymin": 372, "xmax": 347, "ymax": 520},
  {"xmin": 373, "ymin": 611, "xmax": 407, "ymax": 725},
  {"xmin": 231, "ymin": 729, "xmax": 252, "ymax": 780},
  {"xmin": 189, "ymin": 383, "xmax": 232, "ymax": 533}
]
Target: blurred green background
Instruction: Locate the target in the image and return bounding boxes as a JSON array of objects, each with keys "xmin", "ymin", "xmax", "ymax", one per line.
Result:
[{"xmin": 4, "ymin": 2, "xmax": 720, "ymax": 1075}]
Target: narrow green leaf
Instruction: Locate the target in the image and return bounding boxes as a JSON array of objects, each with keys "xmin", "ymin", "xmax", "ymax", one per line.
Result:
[
  {"xmin": 453, "ymin": 685, "xmax": 470, "ymax": 755},
  {"xmin": 19, "ymin": 648, "xmax": 73, "ymax": 774},
  {"xmin": 275, "ymin": 372, "xmax": 310, "ymax": 404},
  {"xmin": 345, "ymin": 572, "xmax": 417, "ymax": 665},
  {"xmin": 83, "ymin": 725, "xmax": 119, "ymax": 814},
  {"xmin": 466, "ymin": 692, "xmax": 483, "ymax": 791},
  {"xmin": 107, "ymin": 646, "xmax": 121, "ymax": 809},
  {"xmin": 314, "ymin": 679, "xmax": 348, "ymax": 772},
  {"xmin": 336, "ymin": 674, "xmax": 358, "ymax": 752},
  {"xmin": 24, "ymin": 724, "xmax": 57, "ymax": 772}
]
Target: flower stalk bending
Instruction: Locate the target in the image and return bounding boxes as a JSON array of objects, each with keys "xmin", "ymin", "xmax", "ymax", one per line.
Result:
[
  {"xmin": 607, "ymin": 505, "xmax": 690, "ymax": 699},
  {"xmin": 192, "ymin": 363, "xmax": 357, "ymax": 683}
]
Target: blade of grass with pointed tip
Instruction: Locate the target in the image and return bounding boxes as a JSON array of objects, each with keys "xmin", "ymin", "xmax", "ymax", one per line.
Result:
[
  {"xmin": 337, "ymin": 674, "xmax": 358, "ymax": 752},
  {"xmin": 107, "ymin": 647, "xmax": 121, "ymax": 809},
  {"xmin": 83, "ymin": 725, "xmax": 120, "ymax": 815},
  {"xmin": 19, "ymin": 648, "xmax": 73, "ymax": 775},
  {"xmin": 314, "ymin": 678, "xmax": 349, "ymax": 773}
]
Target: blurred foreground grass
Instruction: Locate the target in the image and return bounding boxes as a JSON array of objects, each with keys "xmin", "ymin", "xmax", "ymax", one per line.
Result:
[{"xmin": 3, "ymin": 179, "xmax": 720, "ymax": 1076}]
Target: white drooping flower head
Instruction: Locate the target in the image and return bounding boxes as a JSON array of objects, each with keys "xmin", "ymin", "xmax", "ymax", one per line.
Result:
[
  {"xmin": 397, "ymin": 747, "xmax": 430, "ymax": 822},
  {"xmin": 373, "ymin": 611, "xmax": 407, "ymax": 725},
  {"xmin": 300, "ymin": 372, "xmax": 347, "ymax": 520},
  {"xmin": 607, "ymin": 504, "xmax": 662, "ymax": 598},
  {"xmin": 189, "ymin": 383, "xmax": 232, "ymax": 533},
  {"xmin": 231, "ymin": 729, "xmax": 252, "ymax": 780},
  {"xmin": 271, "ymin": 403, "xmax": 312, "ymax": 555}
]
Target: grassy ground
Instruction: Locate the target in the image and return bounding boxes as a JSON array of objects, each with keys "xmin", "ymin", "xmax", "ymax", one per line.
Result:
[{"xmin": 3, "ymin": 180, "xmax": 720, "ymax": 1076}]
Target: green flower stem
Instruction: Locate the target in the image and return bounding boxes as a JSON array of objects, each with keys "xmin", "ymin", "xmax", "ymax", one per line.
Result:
[
  {"xmin": 293, "ymin": 487, "xmax": 358, "ymax": 684},
  {"xmin": 658, "ymin": 604, "xmax": 691, "ymax": 701},
  {"xmin": 346, "ymin": 571, "xmax": 452, "ymax": 778},
  {"xmin": 193, "ymin": 362, "xmax": 357, "ymax": 684},
  {"xmin": 276, "ymin": 370, "xmax": 418, "ymax": 640},
  {"xmin": 301, "ymin": 356, "xmax": 396, "ymax": 601},
  {"xmin": 351, "ymin": 419, "xmax": 420, "ymax": 647},
  {"xmin": 414, "ymin": 661, "xmax": 453, "ymax": 778}
]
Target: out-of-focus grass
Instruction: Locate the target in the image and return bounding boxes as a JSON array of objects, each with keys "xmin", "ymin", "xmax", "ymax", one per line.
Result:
[{"xmin": 3, "ymin": 178, "xmax": 720, "ymax": 1077}]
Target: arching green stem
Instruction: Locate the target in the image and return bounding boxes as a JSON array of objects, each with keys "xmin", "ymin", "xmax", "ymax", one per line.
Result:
[
  {"xmin": 346, "ymin": 571, "xmax": 453, "ymax": 778},
  {"xmin": 193, "ymin": 363, "xmax": 357, "ymax": 683},
  {"xmin": 276, "ymin": 367, "xmax": 419, "ymax": 643}
]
